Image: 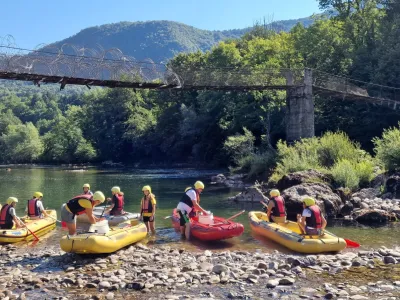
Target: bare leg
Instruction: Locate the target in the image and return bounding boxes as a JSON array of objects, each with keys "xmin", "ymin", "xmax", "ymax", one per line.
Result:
[
  {"xmin": 185, "ymin": 222, "xmax": 190, "ymax": 240},
  {"xmin": 149, "ymin": 221, "xmax": 155, "ymax": 234},
  {"xmin": 67, "ymin": 223, "xmax": 76, "ymax": 235},
  {"xmin": 144, "ymin": 222, "xmax": 150, "ymax": 233}
]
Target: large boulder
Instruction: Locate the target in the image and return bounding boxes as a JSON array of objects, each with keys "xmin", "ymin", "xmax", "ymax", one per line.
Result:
[
  {"xmin": 339, "ymin": 201, "xmax": 354, "ymax": 216},
  {"xmin": 229, "ymin": 186, "xmax": 268, "ymax": 203},
  {"xmin": 276, "ymin": 170, "xmax": 333, "ymax": 191},
  {"xmin": 281, "ymin": 183, "xmax": 342, "ymax": 219},
  {"xmin": 385, "ymin": 174, "xmax": 400, "ymax": 198},
  {"xmin": 351, "ymin": 188, "xmax": 381, "ymax": 200},
  {"xmin": 211, "ymin": 174, "xmax": 226, "ymax": 184},
  {"xmin": 352, "ymin": 209, "xmax": 394, "ymax": 224},
  {"xmin": 370, "ymin": 173, "xmax": 387, "ymax": 189}
]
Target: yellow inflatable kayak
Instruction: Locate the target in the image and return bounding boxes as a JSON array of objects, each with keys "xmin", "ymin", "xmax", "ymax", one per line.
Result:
[
  {"xmin": 0, "ymin": 210, "xmax": 57, "ymax": 243},
  {"xmin": 60, "ymin": 219, "xmax": 147, "ymax": 254},
  {"xmin": 248, "ymin": 211, "xmax": 346, "ymax": 254}
]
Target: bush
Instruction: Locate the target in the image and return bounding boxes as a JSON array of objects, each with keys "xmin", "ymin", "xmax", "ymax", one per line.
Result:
[
  {"xmin": 373, "ymin": 124, "xmax": 400, "ymax": 172},
  {"xmin": 317, "ymin": 131, "xmax": 364, "ymax": 167},
  {"xmin": 355, "ymin": 160, "xmax": 374, "ymax": 188},
  {"xmin": 331, "ymin": 159, "xmax": 360, "ymax": 190},
  {"xmin": 223, "ymin": 128, "xmax": 255, "ymax": 166},
  {"xmin": 271, "ymin": 138, "xmax": 323, "ymax": 182}
]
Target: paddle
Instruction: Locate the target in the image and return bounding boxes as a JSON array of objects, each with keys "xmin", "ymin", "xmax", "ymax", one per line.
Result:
[
  {"xmin": 227, "ymin": 210, "xmax": 246, "ymax": 220},
  {"xmin": 164, "ymin": 216, "xmax": 172, "ymax": 219},
  {"xmin": 47, "ymin": 215, "xmax": 62, "ymax": 223},
  {"xmin": 17, "ymin": 217, "xmax": 39, "ymax": 241}
]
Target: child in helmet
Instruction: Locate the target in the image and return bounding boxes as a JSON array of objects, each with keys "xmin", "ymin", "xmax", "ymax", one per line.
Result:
[
  {"xmin": 297, "ymin": 196, "xmax": 327, "ymax": 236},
  {"xmin": 140, "ymin": 185, "xmax": 156, "ymax": 234},
  {"xmin": 26, "ymin": 192, "xmax": 49, "ymax": 219},
  {"xmin": 0, "ymin": 197, "xmax": 23, "ymax": 229},
  {"xmin": 82, "ymin": 183, "xmax": 93, "ymax": 195},
  {"xmin": 265, "ymin": 189, "xmax": 287, "ymax": 223},
  {"xmin": 106, "ymin": 186, "xmax": 125, "ymax": 216}
]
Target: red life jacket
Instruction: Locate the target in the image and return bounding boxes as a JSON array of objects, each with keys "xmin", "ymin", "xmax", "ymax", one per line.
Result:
[
  {"xmin": 110, "ymin": 193, "xmax": 124, "ymax": 215},
  {"xmin": 271, "ymin": 196, "xmax": 286, "ymax": 217},
  {"xmin": 27, "ymin": 198, "xmax": 40, "ymax": 217},
  {"xmin": 306, "ymin": 205, "xmax": 322, "ymax": 229},
  {"xmin": 141, "ymin": 195, "xmax": 155, "ymax": 214},
  {"xmin": 66, "ymin": 194, "xmax": 94, "ymax": 216},
  {"xmin": 0, "ymin": 204, "xmax": 13, "ymax": 227}
]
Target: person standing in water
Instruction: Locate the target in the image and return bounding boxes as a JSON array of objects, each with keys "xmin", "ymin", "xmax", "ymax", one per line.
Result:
[
  {"xmin": 140, "ymin": 185, "xmax": 156, "ymax": 235},
  {"xmin": 82, "ymin": 183, "xmax": 93, "ymax": 196}
]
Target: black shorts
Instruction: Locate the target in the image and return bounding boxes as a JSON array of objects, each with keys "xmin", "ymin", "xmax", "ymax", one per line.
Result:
[
  {"xmin": 143, "ymin": 216, "xmax": 155, "ymax": 222},
  {"xmin": 178, "ymin": 210, "xmax": 189, "ymax": 226}
]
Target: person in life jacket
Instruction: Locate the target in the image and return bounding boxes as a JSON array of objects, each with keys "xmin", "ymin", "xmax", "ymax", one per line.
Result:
[
  {"xmin": 297, "ymin": 196, "xmax": 327, "ymax": 236},
  {"xmin": 140, "ymin": 185, "xmax": 156, "ymax": 234},
  {"xmin": 0, "ymin": 197, "xmax": 23, "ymax": 229},
  {"xmin": 105, "ymin": 186, "xmax": 125, "ymax": 216},
  {"xmin": 264, "ymin": 189, "xmax": 287, "ymax": 223},
  {"xmin": 176, "ymin": 180, "xmax": 209, "ymax": 239},
  {"xmin": 60, "ymin": 191, "xmax": 106, "ymax": 235},
  {"xmin": 25, "ymin": 192, "xmax": 49, "ymax": 219},
  {"xmin": 82, "ymin": 183, "xmax": 93, "ymax": 196}
]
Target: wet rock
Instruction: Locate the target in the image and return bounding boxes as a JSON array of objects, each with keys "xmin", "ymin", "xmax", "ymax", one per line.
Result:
[
  {"xmin": 386, "ymin": 174, "xmax": 400, "ymax": 198},
  {"xmin": 227, "ymin": 291, "xmax": 238, "ymax": 299},
  {"xmin": 340, "ymin": 201, "xmax": 354, "ymax": 216},
  {"xmin": 282, "ymin": 183, "xmax": 342, "ymax": 218},
  {"xmin": 212, "ymin": 264, "xmax": 229, "ymax": 274},
  {"xmin": 130, "ymin": 282, "xmax": 145, "ymax": 290},
  {"xmin": 276, "ymin": 170, "xmax": 333, "ymax": 191},
  {"xmin": 211, "ymin": 174, "xmax": 226, "ymax": 184},
  {"xmin": 279, "ymin": 277, "xmax": 295, "ymax": 285},
  {"xmin": 353, "ymin": 209, "xmax": 391, "ymax": 224},
  {"xmin": 229, "ymin": 186, "xmax": 268, "ymax": 203}
]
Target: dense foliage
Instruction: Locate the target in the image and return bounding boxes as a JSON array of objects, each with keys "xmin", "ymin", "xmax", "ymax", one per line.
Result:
[{"xmin": 1, "ymin": 0, "xmax": 400, "ymax": 189}]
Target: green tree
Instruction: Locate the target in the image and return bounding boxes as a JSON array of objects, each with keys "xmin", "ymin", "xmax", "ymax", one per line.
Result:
[{"xmin": 0, "ymin": 122, "xmax": 43, "ymax": 163}]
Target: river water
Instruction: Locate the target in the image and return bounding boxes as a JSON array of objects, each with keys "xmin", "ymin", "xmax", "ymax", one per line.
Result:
[{"xmin": 1, "ymin": 166, "xmax": 399, "ymax": 251}]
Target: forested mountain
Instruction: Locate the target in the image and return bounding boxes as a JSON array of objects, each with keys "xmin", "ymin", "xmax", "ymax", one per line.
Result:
[
  {"xmin": 39, "ymin": 18, "xmax": 314, "ymax": 62},
  {"xmin": 1, "ymin": 1, "xmax": 400, "ymax": 174}
]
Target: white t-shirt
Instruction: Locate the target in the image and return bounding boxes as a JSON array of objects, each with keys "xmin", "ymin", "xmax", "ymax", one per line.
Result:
[
  {"xmin": 25, "ymin": 200, "xmax": 45, "ymax": 213},
  {"xmin": 9, "ymin": 207, "xmax": 16, "ymax": 217},
  {"xmin": 177, "ymin": 190, "xmax": 197, "ymax": 214},
  {"xmin": 302, "ymin": 208, "xmax": 312, "ymax": 218}
]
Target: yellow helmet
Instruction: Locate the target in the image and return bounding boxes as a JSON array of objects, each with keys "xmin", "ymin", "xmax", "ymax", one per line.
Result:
[
  {"xmin": 194, "ymin": 181, "xmax": 205, "ymax": 190},
  {"xmin": 270, "ymin": 189, "xmax": 280, "ymax": 197},
  {"xmin": 6, "ymin": 197, "xmax": 18, "ymax": 205},
  {"xmin": 34, "ymin": 192, "xmax": 43, "ymax": 198},
  {"xmin": 93, "ymin": 191, "xmax": 105, "ymax": 203},
  {"xmin": 142, "ymin": 185, "xmax": 151, "ymax": 193},
  {"xmin": 111, "ymin": 186, "xmax": 120, "ymax": 194},
  {"xmin": 303, "ymin": 196, "xmax": 316, "ymax": 207},
  {"xmin": 83, "ymin": 183, "xmax": 90, "ymax": 189}
]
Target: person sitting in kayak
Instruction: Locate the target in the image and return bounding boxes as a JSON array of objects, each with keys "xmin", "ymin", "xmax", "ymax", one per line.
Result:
[
  {"xmin": 0, "ymin": 197, "xmax": 23, "ymax": 229},
  {"xmin": 106, "ymin": 186, "xmax": 125, "ymax": 216},
  {"xmin": 61, "ymin": 191, "xmax": 106, "ymax": 236},
  {"xmin": 140, "ymin": 185, "xmax": 156, "ymax": 235},
  {"xmin": 297, "ymin": 196, "xmax": 327, "ymax": 236},
  {"xmin": 177, "ymin": 180, "xmax": 209, "ymax": 239},
  {"xmin": 25, "ymin": 192, "xmax": 49, "ymax": 219},
  {"xmin": 264, "ymin": 189, "xmax": 286, "ymax": 223},
  {"xmin": 82, "ymin": 183, "xmax": 93, "ymax": 196}
]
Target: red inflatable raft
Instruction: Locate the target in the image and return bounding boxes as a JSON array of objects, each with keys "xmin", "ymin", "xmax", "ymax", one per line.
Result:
[{"xmin": 171, "ymin": 209, "xmax": 244, "ymax": 241}]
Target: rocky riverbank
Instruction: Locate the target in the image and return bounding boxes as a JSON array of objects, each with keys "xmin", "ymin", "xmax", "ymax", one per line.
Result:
[
  {"xmin": 2, "ymin": 243, "xmax": 400, "ymax": 300},
  {"xmin": 221, "ymin": 170, "xmax": 400, "ymax": 225}
]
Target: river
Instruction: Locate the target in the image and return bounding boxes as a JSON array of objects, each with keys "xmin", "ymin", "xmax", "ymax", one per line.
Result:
[{"xmin": 1, "ymin": 166, "xmax": 399, "ymax": 251}]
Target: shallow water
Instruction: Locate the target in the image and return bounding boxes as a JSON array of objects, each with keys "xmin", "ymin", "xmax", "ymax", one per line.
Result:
[{"xmin": 1, "ymin": 166, "xmax": 400, "ymax": 252}]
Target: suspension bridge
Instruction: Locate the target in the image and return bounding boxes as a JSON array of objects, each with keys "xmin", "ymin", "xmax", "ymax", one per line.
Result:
[{"xmin": 0, "ymin": 42, "xmax": 399, "ymax": 142}]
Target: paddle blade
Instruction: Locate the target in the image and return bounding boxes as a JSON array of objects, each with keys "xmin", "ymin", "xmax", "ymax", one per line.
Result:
[{"xmin": 345, "ymin": 238, "xmax": 360, "ymax": 248}]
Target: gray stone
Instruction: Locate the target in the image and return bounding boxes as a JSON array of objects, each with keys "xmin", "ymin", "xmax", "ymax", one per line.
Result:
[
  {"xmin": 230, "ymin": 186, "xmax": 268, "ymax": 203},
  {"xmin": 267, "ymin": 279, "xmax": 280, "ymax": 288},
  {"xmin": 208, "ymin": 275, "xmax": 220, "ymax": 284},
  {"xmin": 350, "ymin": 295, "xmax": 368, "ymax": 300},
  {"xmin": 98, "ymin": 281, "xmax": 111, "ymax": 289},
  {"xmin": 212, "ymin": 264, "xmax": 229, "ymax": 274},
  {"xmin": 276, "ymin": 170, "xmax": 333, "ymax": 191},
  {"xmin": 384, "ymin": 256, "xmax": 396, "ymax": 264},
  {"xmin": 279, "ymin": 277, "xmax": 295, "ymax": 285},
  {"xmin": 106, "ymin": 292, "xmax": 114, "ymax": 300}
]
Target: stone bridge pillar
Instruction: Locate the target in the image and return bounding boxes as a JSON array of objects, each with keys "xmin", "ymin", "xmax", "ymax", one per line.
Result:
[{"xmin": 285, "ymin": 68, "xmax": 314, "ymax": 143}]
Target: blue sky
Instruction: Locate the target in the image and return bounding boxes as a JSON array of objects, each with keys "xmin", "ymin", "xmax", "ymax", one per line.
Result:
[{"xmin": 1, "ymin": 0, "xmax": 321, "ymax": 49}]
